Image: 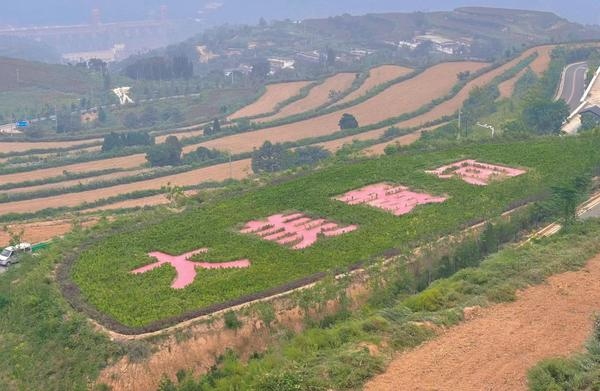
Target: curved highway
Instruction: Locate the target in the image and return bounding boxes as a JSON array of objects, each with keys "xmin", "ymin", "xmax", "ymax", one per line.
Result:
[{"xmin": 556, "ymin": 62, "xmax": 588, "ymax": 111}]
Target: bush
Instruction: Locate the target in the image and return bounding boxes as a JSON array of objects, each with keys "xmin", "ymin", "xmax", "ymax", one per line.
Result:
[
  {"xmin": 338, "ymin": 113, "xmax": 359, "ymax": 130},
  {"xmin": 224, "ymin": 311, "xmax": 242, "ymax": 330}
]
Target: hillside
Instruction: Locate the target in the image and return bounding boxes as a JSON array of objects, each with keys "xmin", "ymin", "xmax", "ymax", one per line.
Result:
[{"xmin": 0, "ymin": 57, "xmax": 98, "ymax": 94}]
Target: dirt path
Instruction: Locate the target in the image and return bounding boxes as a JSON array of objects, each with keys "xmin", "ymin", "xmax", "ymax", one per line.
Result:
[
  {"xmin": 364, "ymin": 254, "xmax": 600, "ymax": 391},
  {"xmin": 229, "ymin": 81, "xmax": 312, "ymax": 120},
  {"xmin": 258, "ymin": 73, "xmax": 357, "ymax": 122}
]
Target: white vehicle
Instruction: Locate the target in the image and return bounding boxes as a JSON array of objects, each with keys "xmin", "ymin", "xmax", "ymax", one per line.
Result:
[{"xmin": 0, "ymin": 243, "xmax": 32, "ymax": 267}]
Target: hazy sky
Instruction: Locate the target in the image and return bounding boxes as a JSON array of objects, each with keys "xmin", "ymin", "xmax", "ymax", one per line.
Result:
[{"xmin": 1, "ymin": 1, "xmax": 599, "ymax": 27}]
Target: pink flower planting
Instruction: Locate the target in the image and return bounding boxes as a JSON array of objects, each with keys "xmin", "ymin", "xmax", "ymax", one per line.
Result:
[
  {"xmin": 426, "ymin": 159, "xmax": 526, "ymax": 186},
  {"xmin": 131, "ymin": 248, "xmax": 251, "ymax": 289},
  {"xmin": 241, "ymin": 213, "xmax": 358, "ymax": 249},
  {"xmin": 335, "ymin": 183, "xmax": 446, "ymax": 216}
]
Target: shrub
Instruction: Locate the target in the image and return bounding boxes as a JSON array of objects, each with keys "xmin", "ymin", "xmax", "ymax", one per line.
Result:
[
  {"xmin": 339, "ymin": 113, "xmax": 359, "ymax": 130},
  {"xmin": 224, "ymin": 311, "xmax": 242, "ymax": 330}
]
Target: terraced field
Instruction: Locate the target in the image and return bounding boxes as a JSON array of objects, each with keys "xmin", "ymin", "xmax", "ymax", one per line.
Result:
[
  {"xmin": 0, "ymin": 47, "xmax": 554, "ymax": 217},
  {"xmin": 0, "ymin": 138, "xmax": 102, "ymax": 154},
  {"xmin": 498, "ymin": 45, "xmax": 554, "ymax": 98},
  {"xmin": 0, "ymin": 159, "xmax": 251, "ymax": 215},
  {"xmin": 199, "ymin": 62, "xmax": 486, "ymax": 154},
  {"xmin": 228, "ymin": 81, "xmax": 312, "ymax": 120},
  {"xmin": 257, "ymin": 73, "xmax": 357, "ymax": 122},
  {"xmin": 0, "ymin": 154, "xmax": 148, "ymax": 186},
  {"xmin": 336, "ymin": 64, "xmax": 413, "ymax": 105}
]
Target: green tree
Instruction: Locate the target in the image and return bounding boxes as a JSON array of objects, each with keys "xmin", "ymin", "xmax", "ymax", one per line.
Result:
[
  {"xmin": 338, "ymin": 113, "xmax": 359, "ymax": 130},
  {"xmin": 146, "ymin": 136, "xmax": 182, "ymax": 167},
  {"xmin": 123, "ymin": 112, "xmax": 140, "ymax": 129},
  {"xmin": 522, "ymin": 99, "xmax": 569, "ymax": 135},
  {"xmin": 581, "ymin": 112, "xmax": 600, "ymax": 132},
  {"xmin": 97, "ymin": 106, "xmax": 107, "ymax": 123},
  {"xmin": 551, "ymin": 185, "xmax": 579, "ymax": 225},
  {"xmin": 251, "ymin": 141, "xmax": 285, "ymax": 173}
]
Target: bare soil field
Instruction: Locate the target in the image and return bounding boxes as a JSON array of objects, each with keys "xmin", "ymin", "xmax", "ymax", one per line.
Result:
[
  {"xmin": 0, "ymin": 159, "xmax": 251, "ymax": 215},
  {"xmin": 5, "ymin": 168, "xmax": 152, "ymax": 195},
  {"xmin": 0, "ymin": 138, "xmax": 102, "ymax": 154},
  {"xmin": 199, "ymin": 62, "xmax": 486, "ymax": 154},
  {"xmin": 498, "ymin": 45, "xmax": 554, "ymax": 98},
  {"xmin": 364, "ymin": 253, "xmax": 600, "ymax": 391},
  {"xmin": 0, "ymin": 154, "xmax": 148, "ymax": 186},
  {"xmin": 382, "ymin": 47, "xmax": 552, "ymax": 132},
  {"xmin": 258, "ymin": 73, "xmax": 357, "ymax": 122},
  {"xmin": 83, "ymin": 190, "xmax": 199, "ymax": 212},
  {"xmin": 498, "ymin": 67, "xmax": 528, "ymax": 98},
  {"xmin": 336, "ymin": 65, "xmax": 413, "ymax": 105},
  {"xmin": 0, "ymin": 218, "xmax": 98, "ymax": 247},
  {"xmin": 229, "ymin": 81, "xmax": 312, "ymax": 120}
]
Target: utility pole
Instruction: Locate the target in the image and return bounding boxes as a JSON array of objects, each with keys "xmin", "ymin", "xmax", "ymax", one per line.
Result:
[{"xmin": 457, "ymin": 108, "xmax": 462, "ymax": 139}]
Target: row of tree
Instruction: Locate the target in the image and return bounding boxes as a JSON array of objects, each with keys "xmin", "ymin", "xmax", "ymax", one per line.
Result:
[
  {"xmin": 102, "ymin": 131, "xmax": 155, "ymax": 152},
  {"xmin": 251, "ymin": 141, "xmax": 331, "ymax": 173}
]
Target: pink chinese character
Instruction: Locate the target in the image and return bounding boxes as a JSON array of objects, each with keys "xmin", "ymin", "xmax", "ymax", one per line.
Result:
[
  {"xmin": 241, "ymin": 213, "xmax": 357, "ymax": 249},
  {"xmin": 131, "ymin": 248, "xmax": 251, "ymax": 289}
]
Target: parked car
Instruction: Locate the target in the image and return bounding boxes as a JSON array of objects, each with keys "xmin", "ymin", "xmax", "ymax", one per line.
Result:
[{"xmin": 0, "ymin": 243, "xmax": 32, "ymax": 267}]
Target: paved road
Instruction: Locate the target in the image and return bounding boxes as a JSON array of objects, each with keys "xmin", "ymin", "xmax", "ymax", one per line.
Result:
[{"xmin": 557, "ymin": 62, "xmax": 588, "ymax": 111}]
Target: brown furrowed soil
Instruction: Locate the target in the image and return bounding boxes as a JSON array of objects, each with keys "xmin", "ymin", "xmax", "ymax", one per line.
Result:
[
  {"xmin": 4, "ymin": 168, "xmax": 152, "ymax": 194},
  {"xmin": 382, "ymin": 47, "xmax": 553, "ymax": 131},
  {"xmin": 364, "ymin": 253, "xmax": 600, "ymax": 391},
  {"xmin": 258, "ymin": 73, "xmax": 357, "ymax": 122},
  {"xmin": 0, "ymin": 138, "xmax": 102, "ymax": 154},
  {"xmin": 336, "ymin": 65, "xmax": 413, "ymax": 105},
  {"xmin": 498, "ymin": 45, "xmax": 554, "ymax": 98},
  {"xmin": 0, "ymin": 159, "xmax": 251, "ymax": 215},
  {"xmin": 498, "ymin": 67, "xmax": 528, "ymax": 98},
  {"xmin": 0, "ymin": 154, "xmax": 148, "ymax": 186},
  {"xmin": 0, "ymin": 218, "xmax": 99, "ymax": 247},
  {"xmin": 198, "ymin": 62, "xmax": 486, "ymax": 154},
  {"xmin": 229, "ymin": 81, "xmax": 312, "ymax": 120}
]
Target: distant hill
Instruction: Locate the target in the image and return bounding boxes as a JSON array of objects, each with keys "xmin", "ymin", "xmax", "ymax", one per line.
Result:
[
  {"xmin": 0, "ymin": 57, "xmax": 97, "ymax": 94},
  {"xmin": 302, "ymin": 7, "xmax": 600, "ymax": 48}
]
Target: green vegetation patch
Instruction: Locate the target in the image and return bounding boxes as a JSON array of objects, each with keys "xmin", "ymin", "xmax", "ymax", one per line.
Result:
[{"xmin": 70, "ymin": 137, "xmax": 600, "ymax": 329}]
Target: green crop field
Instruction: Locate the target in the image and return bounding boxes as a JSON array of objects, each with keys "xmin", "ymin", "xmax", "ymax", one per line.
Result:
[{"xmin": 71, "ymin": 136, "xmax": 600, "ymax": 329}]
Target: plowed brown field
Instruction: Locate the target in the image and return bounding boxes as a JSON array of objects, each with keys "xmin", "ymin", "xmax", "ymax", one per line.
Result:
[
  {"xmin": 364, "ymin": 253, "xmax": 600, "ymax": 391},
  {"xmin": 0, "ymin": 154, "xmax": 147, "ymax": 186},
  {"xmin": 0, "ymin": 218, "xmax": 99, "ymax": 247},
  {"xmin": 0, "ymin": 138, "xmax": 102, "ymax": 154},
  {"xmin": 336, "ymin": 65, "xmax": 413, "ymax": 105},
  {"xmin": 382, "ymin": 46, "xmax": 553, "ymax": 131},
  {"xmin": 197, "ymin": 62, "xmax": 486, "ymax": 154},
  {"xmin": 258, "ymin": 73, "xmax": 356, "ymax": 122},
  {"xmin": 498, "ymin": 45, "xmax": 554, "ymax": 98},
  {"xmin": 0, "ymin": 159, "xmax": 251, "ymax": 215},
  {"xmin": 5, "ymin": 168, "xmax": 152, "ymax": 194},
  {"xmin": 229, "ymin": 81, "xmax": 312, "ymax": 120}
]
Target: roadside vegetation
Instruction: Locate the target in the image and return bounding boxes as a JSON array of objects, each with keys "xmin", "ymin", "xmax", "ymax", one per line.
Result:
[{"xmin": 155, "ymin": 219, "xmax": 600, "ymax": 391}]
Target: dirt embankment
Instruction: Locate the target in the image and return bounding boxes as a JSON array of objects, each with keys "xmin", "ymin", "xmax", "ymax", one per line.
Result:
[
  {"xmin": 336, "ymin": 65, "xmax": 413, "ymax": 105},
  {"xmin": 364, "ymin": 253, "xmax": 600, "ymax": 391},
  {"xmin": 229, "ymin": 81, "xmax": 312, "ymax": 120},
  {"xmin": 258, "ymin": 73, "xmax": 357, "ymax": 122}
]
